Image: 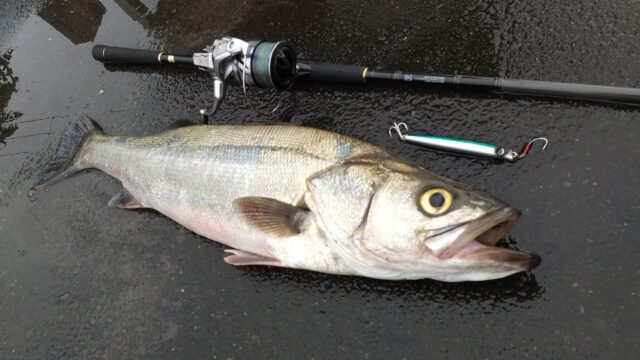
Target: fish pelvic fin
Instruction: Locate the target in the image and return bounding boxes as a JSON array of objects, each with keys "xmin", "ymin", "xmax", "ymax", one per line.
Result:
[
  {"xmin": 233, "ymin": 196, "xmax": 308, "ymax": 238},
  {"xmin": 223, "ymin": 249, "xmax": 282, "ymax": 267},
  {"xmin": 34, "ymin": 114, "xmax": 104, "ymax": 188},
  {"xmin": 108, "ymin": 188, "xmax": 143, "ymax": 209}
]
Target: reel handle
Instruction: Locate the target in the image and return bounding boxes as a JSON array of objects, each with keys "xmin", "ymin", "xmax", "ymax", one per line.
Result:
[{"xmin": 92, "ymin": 45, "xmax": 192, "ymax": 65}]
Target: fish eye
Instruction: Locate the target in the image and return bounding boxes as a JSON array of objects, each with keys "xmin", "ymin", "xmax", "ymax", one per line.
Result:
[{"xmin": 420, "ymin": 188, "xmax": 452, "ymax": 215}]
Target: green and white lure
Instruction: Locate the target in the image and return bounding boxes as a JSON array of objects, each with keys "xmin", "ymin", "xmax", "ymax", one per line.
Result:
[{"xmin": 388, "ymin": 122, "xmax": 548, "ymax": 162}]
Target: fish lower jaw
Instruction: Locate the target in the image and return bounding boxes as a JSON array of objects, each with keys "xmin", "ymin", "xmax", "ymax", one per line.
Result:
[
  {"xmin": 452, "ymin": 239, "xmax": 490, "ymax": 258},
  {"xmin": 425, "ymin": 207, "xmax": 540, "ymax": 270},
  {"xmin": 426, "ymin": 207, "xmax": 520, "ymax": 260},
  {"xmin": 448, "ymin": 220, "xmax": 541, "ymax": 271},
  {"xmin": 447, "ymin": 221, "xmax": 519, "ymax": 259},
  {"xmin": 452, "ymin": 240, "xmax": 542, "ymax": 271}
]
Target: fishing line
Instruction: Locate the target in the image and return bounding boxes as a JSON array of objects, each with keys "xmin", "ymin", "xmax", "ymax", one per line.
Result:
[{"xmin": 240, "ymin": 47, "xmax": 285, "ymax": 117}]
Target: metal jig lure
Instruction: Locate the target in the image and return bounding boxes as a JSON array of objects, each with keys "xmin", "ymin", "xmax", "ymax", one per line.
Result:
[{"xmin": 388, "ymin": 122, "xmax": 548, "ymax": 162}]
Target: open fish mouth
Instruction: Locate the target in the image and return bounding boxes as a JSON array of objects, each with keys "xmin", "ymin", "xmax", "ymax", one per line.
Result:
[{"xmin": 425, "ymin": 208, "xmax": 541, "ymax": 270}]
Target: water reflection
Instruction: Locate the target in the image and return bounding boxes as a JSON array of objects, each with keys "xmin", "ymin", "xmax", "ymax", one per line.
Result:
[
  {"xmin": 142, "ymin": 0, "xmax": 497, "ymax": 73},
  {"xmin": 111, "ymin": 0, "xmax": 254, "ymax": 50},
  {"xmin": 37, "ymin": 0, "xmax": 105, "ymax": 44},
  {"xmin": 112, "ymin": 0, "xmax": 150, "ymax": 28},
  {"xmin": 0, "ymin": 49, "xmax": 21, "ymax": 144}
]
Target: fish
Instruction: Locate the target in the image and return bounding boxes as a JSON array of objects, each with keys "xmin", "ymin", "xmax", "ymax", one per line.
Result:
[{"xmin": 34, "ymin": 115, "xmax": 540, "ymax": 282}]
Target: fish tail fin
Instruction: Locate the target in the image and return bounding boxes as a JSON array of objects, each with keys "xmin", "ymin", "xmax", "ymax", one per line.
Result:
[{"xmin": 34, "ymin": 114, "xmax": 104, "ymax": 188}]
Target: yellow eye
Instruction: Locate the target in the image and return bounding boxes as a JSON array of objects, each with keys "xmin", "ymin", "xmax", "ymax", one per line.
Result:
[{"xmin": 420, "ymin": 188, "xmax": 452, "ymax": 215}]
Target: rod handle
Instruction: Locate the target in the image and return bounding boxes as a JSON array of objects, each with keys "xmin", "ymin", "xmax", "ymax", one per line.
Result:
[
  {"xmin": 304, "ymin": 61, "xmax": 366, "ymax": 83},
  {"xmin": 92, "ymin": 45, "xmax": 167, "ymax": 65}
]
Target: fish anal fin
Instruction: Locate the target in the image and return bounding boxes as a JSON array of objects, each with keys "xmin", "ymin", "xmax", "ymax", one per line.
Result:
[
  {"xmin": 233, "ymin": 196, "xmax": 307, "ymax": 238},
  {"xmin": 108, "ymin": 188, "xmax": 143, "ymax": 209},
  {"xmin": 223, "ymin": 249, "xmax": 282, "ymax": 267}
]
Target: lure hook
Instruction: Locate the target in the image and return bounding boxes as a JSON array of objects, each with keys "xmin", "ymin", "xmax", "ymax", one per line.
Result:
[
  {"xmin": 515, "ymin": 137, "xmax": 549, "ymax": 160},
  {"xmin": 388, "ymin": 122, "xmax": 409, "ymax": 141}
]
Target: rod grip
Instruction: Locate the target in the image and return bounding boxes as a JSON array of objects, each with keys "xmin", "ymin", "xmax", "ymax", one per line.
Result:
[
  {"xmin": 305, "ymin": 61, "xmax": 366, "ymax": 83},
  {"xmin": 92, "ymin": 45, "xmax": 165, "ymax": 65}
]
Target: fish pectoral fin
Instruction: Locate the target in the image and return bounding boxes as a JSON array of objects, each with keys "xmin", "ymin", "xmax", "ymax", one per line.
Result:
[
  {"xmin": 108, "ymin": 188, "xmax": 143, "ymax": 209},
  {"xmin": 223, "ymin": 249, "xmax": 282, "ymax": 267},
  {"xmin": 233, "ymin": 196, "xmax": 308, "ymax": 238}
]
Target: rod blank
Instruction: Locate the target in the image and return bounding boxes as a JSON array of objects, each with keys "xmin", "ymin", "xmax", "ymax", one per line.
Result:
[
  {"xmin": 499, "ymin": 78, "xmax": 640, "ymax": 104},
  {"xmin": 298, "ymin": 61, "xmax": 640, "ymax": 105}
]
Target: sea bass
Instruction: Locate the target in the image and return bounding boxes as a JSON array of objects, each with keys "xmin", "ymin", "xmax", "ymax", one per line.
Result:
[{"xmin": 35, "ymin": 115, "xmax": 540, "ymax": 282}]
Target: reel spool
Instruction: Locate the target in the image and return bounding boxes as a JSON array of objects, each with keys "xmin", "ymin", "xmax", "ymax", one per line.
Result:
[{"xmin": 232, "ymin": 40, "xmax": 297, "ymax": 90}]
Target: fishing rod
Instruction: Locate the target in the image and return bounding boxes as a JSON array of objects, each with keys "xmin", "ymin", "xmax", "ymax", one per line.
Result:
[{"xmin": 92, "ymin": 36, "xmax": 640, "ymax": 122}]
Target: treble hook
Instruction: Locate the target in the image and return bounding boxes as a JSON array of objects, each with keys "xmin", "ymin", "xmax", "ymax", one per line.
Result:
[
  {"xmin": 515, "ymin": 137, "xmax": 549, "ymax": 160},
  {"xmin": 388, "ymin": 122, "xmax": 409, "ymax": 141}
]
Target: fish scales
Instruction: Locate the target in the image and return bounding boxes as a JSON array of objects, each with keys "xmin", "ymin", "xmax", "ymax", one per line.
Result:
[
  {"xmin": 82, "ymin": 124, "xmax": 377, "ymax": 204},
  {"xmin": 77, "ymin": 125, "xmax": 375, "ymax": 270},
  {"xmin": 35, "ymin": 116, "xmax": 540, "ymax": 281}
]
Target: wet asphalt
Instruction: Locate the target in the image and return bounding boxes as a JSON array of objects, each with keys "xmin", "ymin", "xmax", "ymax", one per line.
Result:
[{"xmin": 1, "ymin": 0, "xmax": 639, "ymax": 359}]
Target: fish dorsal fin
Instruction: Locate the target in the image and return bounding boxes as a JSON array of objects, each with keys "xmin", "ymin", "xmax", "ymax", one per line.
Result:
[
  {"xmin": 233, "ymin": 197, "xmax": 308, "ymax": 238},
  {"xmin": 108, "ymin": 188, "xmax": 143, "ymax": 209}
]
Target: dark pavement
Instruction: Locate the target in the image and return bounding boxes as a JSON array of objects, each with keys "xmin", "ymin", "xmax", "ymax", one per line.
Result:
[{"xmin": 0, "ymin": 0, "xmax": 639, "ymax": 359}]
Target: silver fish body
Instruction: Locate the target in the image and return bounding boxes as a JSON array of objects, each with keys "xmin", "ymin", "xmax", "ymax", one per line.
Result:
[{"xmin": 36, "ymin": 116, "xmax": 540, "ymax": 282}]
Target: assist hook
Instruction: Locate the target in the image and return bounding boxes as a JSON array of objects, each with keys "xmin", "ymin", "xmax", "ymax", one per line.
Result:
[{"xmin": 514, "ymin": 137, "xmax": 548, "ymax": 160}]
